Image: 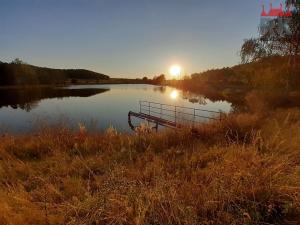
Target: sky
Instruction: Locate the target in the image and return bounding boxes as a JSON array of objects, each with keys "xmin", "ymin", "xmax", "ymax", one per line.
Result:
[{"xmin": 0, "ymin": 0, "xmax": 284, "ymax": 78}]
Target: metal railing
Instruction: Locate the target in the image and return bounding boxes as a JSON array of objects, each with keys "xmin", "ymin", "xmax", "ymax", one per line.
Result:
[{"xmin": 139, "ymin": 101, "xmax": 222, "ymax": 126}]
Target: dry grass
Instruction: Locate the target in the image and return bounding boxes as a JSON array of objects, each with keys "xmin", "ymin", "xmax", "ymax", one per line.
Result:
[{"xmin": 0, "ymin": 109, "xmax": 299, "ymax": 225}]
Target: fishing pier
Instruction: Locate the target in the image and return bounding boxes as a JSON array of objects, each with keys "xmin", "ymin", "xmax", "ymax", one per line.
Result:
[{"xmin": 128, "ymin": 101, "xmax": 222, "ymax": 131}]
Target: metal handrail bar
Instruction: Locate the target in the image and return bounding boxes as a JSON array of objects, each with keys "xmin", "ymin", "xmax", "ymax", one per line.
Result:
[
  {"xmin": 172, "ymin": 114, "xmax": 218, "ymax": 121},
  {"xmin": 141, "ymin": 106, "xmax": 177, "ymax": 116},
  {"xmin": 128, "ymin": 101, "xmax": 223, "ymax": 131},
  {"xmin": 174, "ymin": 110, "xmax": 218, "ymax": 119},
  {"xmin": 142, "ymin": 110, "xmax": 218, "ymax": 122},
  {"xmin": 140, "ymin": 107, "xmax": 175, "ymax": 116},
  {"xmin": 141, "ymin": 105, "xmax": 176, "ymax": 113},
  {"xmin": 140, "ymin": 107, "xmax": 174, "ymax": 116},
  {"xmin": 142, "ymin": 108, "xmax": 203, "ymax": 119},
  {"xmin": 192, "ymin": 115, "xmax": 219, "ymax": 120},
  {"xmin": 177, "ymin": 118, "xmax": 203, "ymax": 123},
  {"xmin": 140, "ymin": 104, "xmax": 220, "ymax": 116},
  {"xmin": 141, "ymin": 104, "xmax": 217, "ymax": 117},
  {"xmin": 139, "ymin": 101, "xmax": 221, "ymax": 114},
  {"xmin": 141, "ymin": 106, "xmax": 219, "ymax": 120},
  {"xmin": 145, "ymin": 103, "xmax": 221, "ymax": 114},
  {"xmin": 145, "ymin": 110, "xmax": 176, "ymax": 119},
  {"xmin": 140, "ymin": 112, "xmax": 211, "ymax": 124}
]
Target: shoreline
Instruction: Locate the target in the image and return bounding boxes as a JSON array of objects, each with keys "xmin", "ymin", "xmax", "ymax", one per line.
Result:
[{"xmin": 0, "ymin": 79, "xmax": 154, "ymax": 89}]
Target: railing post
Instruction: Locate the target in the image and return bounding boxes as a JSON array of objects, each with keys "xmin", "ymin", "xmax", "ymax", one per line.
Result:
[
  {"xmin": 160, "ymin": 103, "xmax": 162, "ymax": 118},
  {"xmin": 139, "ymin": 101, "xmax": 141, "ymax": 113},
  {"xmin": 175, "ymin": 106, "xmax": 177, "ymax": 125},
  {"xmin": 148, "ymin": 102, "xmax": 150, "ymax": 115},
  {"xmin": 193, "ymin": 108, "xmax": 196, "ymax": 127}
]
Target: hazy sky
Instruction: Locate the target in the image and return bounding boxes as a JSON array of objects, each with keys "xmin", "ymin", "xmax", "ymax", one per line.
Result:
[{"xmin": 0, "ymin": 0, "xmax": 284, "ymax": 78}]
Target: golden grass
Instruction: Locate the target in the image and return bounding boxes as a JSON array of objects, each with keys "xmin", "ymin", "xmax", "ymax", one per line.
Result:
[{"xmin": 0, "ymin": 109, "xmax": 299, "ymax": 225}]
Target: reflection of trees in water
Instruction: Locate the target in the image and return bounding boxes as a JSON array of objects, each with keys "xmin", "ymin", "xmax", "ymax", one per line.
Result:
[
  {"xmin": 10, "ymin": 101, "xmax": 39, "ymax": 112},
  {"xmin": 177, "ymin": 83, "xmax": 247, "ymax": 112},
  {"xmin": 23, "ymin": 102, "xmax": 39, "ymax": 112},
  {"xmin": 153, "ymin": 86, "xmax": 166, "ymax": 93},
  {"xmin": 0, "ymin": 87, "xmax": 110, "ymax": 112},
  {"xmin": 181, "ymin": 91, "xmax": 207, "ymax": 105}
]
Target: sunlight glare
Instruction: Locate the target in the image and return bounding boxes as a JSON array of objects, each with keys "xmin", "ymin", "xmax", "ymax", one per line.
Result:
[{"xmin": 169, "ymin": 65, "xmax": 181, "ymax": 78}]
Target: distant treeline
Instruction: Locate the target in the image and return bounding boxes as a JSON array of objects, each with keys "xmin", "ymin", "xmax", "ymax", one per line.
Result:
[
  {"xmin": 0, "ymin": 59, "xmax": 110, "ymax": 86},
  {"xmin": 0, "ymin": 59, "xmax": 169, "ymax": 86}
]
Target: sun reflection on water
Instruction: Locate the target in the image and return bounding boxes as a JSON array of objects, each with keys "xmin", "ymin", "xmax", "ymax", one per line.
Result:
[{"xmin": 170, "ymin": 90, "xmax": 178, "ymax": 100}]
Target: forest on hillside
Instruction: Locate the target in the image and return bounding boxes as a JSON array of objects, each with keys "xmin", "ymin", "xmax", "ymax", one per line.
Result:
[
  {"xmin": 177, "ymin": 55, "xmax": 300, "ymax": 91},
  {"xmin": 0, "ymin": 59, "xmax": 110, "ymax": 86}
]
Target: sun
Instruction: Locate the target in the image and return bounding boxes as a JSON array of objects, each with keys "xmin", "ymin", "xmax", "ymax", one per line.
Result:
[{"xmin": 169, "ymin": 65, "xmax": 181, "ymax": 79}]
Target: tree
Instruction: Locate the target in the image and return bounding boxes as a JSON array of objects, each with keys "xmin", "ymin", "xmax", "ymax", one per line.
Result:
[
  {"xmin": 286, "ymin": 0, "xmax": 300, "ymax": 66},
  {"xmin": 152, "ymin": 74, "xmax": 166, "ymax": 84},
  {"xmin": 240, "ymin": 0, "xmax": 300, "ymax": 65},
  {"xmin": 240, "ymin": 38, "xmax": 267, "ymax": 63},
  {"xmin": 11, "ymin": 58, "xmax": 24, "ymax": 64}
]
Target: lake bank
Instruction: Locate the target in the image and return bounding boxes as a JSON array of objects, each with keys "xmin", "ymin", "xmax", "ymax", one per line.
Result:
[{"xmin": 0, "ymin": 107, "xmax": 299, "ymax": 224}]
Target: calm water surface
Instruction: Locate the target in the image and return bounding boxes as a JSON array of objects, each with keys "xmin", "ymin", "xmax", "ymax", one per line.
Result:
[{"xmin": 0, "ymin": 84, "xmax": 232, "ymax": 132}]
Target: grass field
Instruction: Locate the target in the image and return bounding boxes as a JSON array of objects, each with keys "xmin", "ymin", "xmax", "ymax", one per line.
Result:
[{"xmin": 0, "ymin": 108, "xmax": 299, "ymax": 225}]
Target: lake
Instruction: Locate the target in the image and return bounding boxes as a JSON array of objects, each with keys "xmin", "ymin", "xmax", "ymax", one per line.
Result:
[{"xmin": 0, "ymin": 84, "xmax": 232, "ymax": 132}]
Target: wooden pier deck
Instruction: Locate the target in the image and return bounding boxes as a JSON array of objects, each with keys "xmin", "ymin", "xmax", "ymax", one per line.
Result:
[{"xmin": 128, "ymin": 111, "xmax": 179, "ymax": 129}]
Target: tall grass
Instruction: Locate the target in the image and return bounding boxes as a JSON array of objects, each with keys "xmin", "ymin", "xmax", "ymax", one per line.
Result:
[{"xmin": 0, "ymin": 109, "xmax": 299, "ymax": 225}]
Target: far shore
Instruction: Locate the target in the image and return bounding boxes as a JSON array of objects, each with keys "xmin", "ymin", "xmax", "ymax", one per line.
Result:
[{"xmin": 0, "ymin": 78, "xmax": 155, "ymax": 89}]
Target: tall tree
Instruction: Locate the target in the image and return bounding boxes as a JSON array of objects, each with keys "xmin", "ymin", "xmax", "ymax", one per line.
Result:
[
  {"xmin": 240, "ymin": 0, "xmax": 300, "ymax": 65},
  {"xmin": 286, "ymin": 0, "xmax": 300, "ymax": 66}
]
